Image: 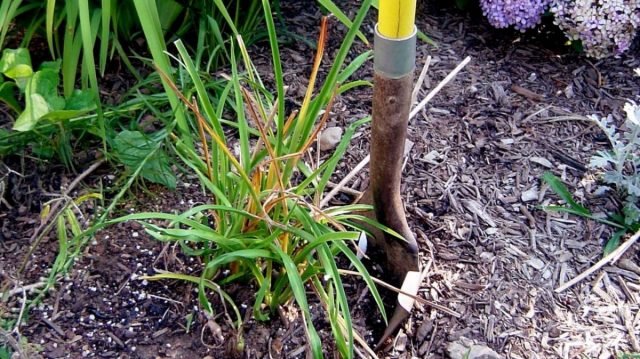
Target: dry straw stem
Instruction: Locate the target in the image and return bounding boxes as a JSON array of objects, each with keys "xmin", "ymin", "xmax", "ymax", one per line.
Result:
[
  {"xmin": 409, "ymin": 56, "xmax": 471, "ymax": 119},
  {"xmin": 15, "ymin": 159, "xmax": 105, "ymax": 277},
  {"xmin": 320, "ymin": 154, "xmax": 370, "ymax": 208},
  {"xmin": 320, "ymin": 56, "xmax": 471, "ymax": 207},
  {"xmin": 555, "ymin": 228, "xmax": 640, "ymax": 293},
  {"xmin": 411, "ymin": 55, "xmax": 431, "ymax": 106},
  {"xmin": 0, "ymin": 327, "xmax": 28, "ymax": 359},
  {"xmin": 338, "ymin": 269, "xmax": 461, "ymax": 318}
]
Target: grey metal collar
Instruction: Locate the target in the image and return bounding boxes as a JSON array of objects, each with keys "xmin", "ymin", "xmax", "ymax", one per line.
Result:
[{"xmin": 374, "ymin": 24, "xmax": 417, "ymax": 79}]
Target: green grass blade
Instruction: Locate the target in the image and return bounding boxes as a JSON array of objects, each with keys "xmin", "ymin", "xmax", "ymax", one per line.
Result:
[
  {"xmin": 334, "ymin": 240, "xmax": 387, "ymax": 323},
  {"xmin": 204, "ymin": 249, "xmax": 277, "ymax": 273},
  {"xmin": 261, "ymin": 0, "xmax": 285, "ymax": 151},
  {"xmin": 174, "ymin": 39, "xmax": 224, "ymax": 136},
  {"xmin": 45, "ymin": 0, "xmax": 56, "ymax": 57},
  {"xmin": 604, "ymin": 230, "xmax": 625, "ymax": 256},
  {"xmin": 229, "ymin": 42, "xmax": 251, "ymax": 173},
  {"xmin": 62, "ymin": 1, "xmax": 80, "ymax": 98},
  {"xmin": 337, "ymin": 50, "xmax": 372, "ymax": 83},
  {"xmin": 542, "ymin": 172, "xmax": 591, "ymax": 215},
  {"xmin": 53, "ymin": 214, "xmax": 69, "ymax": 276},
  {"xmin": 338, "ymin": 80, "xmax": 371, "ymax": 94},
  {"xmin": 542, "ymin": 206, "xmax": 626, "ymax": 229},
  {"xmin": 0, "ymin": 0, "xmax": 22, "ymax": 49},
  {"xmin": 99, "ymin": 0, "xmax": 111, "ymax": 76},
  {"xmin": 285, "ymin": 0, "xmax": 372, "ymax": 179},
  {"xmin": 272, "ymin": 243, "xmax": 323, "ymax": 358},
  {"xmin": 78, "ymin": 0, "xmax": 106, "ymax": 152},
  {"xmin": 133, "ymin": 0, "xmax": 189, "ymax": 145},
  {"xmin": 318, "ymin": 243, "xmax": 353, "ymax": 358},
  {"xmin": 317, "ymin": 0, "xmax": 369, "ymax": 45},
  {"xmin": 210, "ymin": 0, "xmax": 240, "ymax": 37},
  {"xmin": 142, "ymin": 272, "xmax": 241, "ymax": 327}
]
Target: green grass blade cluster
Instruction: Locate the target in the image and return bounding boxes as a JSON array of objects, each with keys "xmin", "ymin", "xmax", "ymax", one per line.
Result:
[{"xmin": 114, "ymin": 1, "xmax": 387, "ymax": 357}]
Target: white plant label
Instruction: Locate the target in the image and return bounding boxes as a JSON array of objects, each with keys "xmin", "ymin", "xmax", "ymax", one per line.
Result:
[{"xmin": 398, "ymin": 270, "xmax": 422, "ymax": 312}]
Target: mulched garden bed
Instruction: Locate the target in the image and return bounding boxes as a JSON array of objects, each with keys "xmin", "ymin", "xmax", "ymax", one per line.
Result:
[{"xmin": 2, "ymin": 1, "xmax": 639, "ymax": 358}]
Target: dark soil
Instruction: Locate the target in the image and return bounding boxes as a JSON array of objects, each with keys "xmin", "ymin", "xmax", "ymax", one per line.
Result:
[{"xmin": 2, "ymin": 1, "xmax": 640, "ymax": 358}]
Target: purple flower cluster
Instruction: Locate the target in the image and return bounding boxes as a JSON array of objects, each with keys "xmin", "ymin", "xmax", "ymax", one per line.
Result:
[
  {"xmin": 480, "ymin": 0, "xmax": 552, "ymax": 31},
  {"xmin": 551, "ymin": 0, "xmax": 640, "ymax": 58}
]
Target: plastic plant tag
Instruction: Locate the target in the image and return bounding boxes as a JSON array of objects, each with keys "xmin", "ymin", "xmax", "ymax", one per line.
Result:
[
  {"xmin": 356, "ymin": 230, "xmax": 368, "ymax": 259},
  {"xmin": 398, "ymin": 270, "xmax": 421, "ymax": 312}
]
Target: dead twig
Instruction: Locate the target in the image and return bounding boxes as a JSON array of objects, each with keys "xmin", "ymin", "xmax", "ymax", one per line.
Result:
[
  {"xmin": 410, "ymin": 56, "xmax": 471, "ymax": 120},
  {"xmin": 411, "ymin": 55, "xmax": 432, "ymax": 106},
  {"xmin": 555, "ymin": 229, "xmax": 640, "ymax": 293},
  {"xmin": 320, "ymin": 155, "xmax": 370, "ymax": 208},
  {"xmin": 6, "ymin": 281, "xmax": 47, "ymax": 298},
  {"xmin": 511, "ymin": 84, "xmax": 544, "ymax": 101},
  {"xmin": 337, "ymin": 269, "xmax": 461, "ymax": 318},
  {"xmin": 16, "ymin": 160, "xmax": 105, "ymax": 277},
  {"xmin": 326, "ymin": 181, "xmax": 362, "ymax": 196},
  {"xmin": 0, "ymin": 327, "xmax": 27, "ymax": 359}
]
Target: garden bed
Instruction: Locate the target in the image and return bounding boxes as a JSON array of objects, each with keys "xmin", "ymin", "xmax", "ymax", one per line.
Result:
[{"xmin": 2, "ymin": 1, "xmax": 640, "ymax": 358}]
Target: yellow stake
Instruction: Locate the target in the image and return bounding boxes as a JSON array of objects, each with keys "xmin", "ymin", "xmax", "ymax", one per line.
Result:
[{"xmin": 378, "ymin": 0, "xmax": 417, "ymax": 39}]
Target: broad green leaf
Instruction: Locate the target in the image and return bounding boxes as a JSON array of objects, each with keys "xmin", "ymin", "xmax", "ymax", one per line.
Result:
[
  {"xmin": 14, "ymin": 93, "xmax": 50, "ymax": 131},
  {"xmin": 41, "ymin": 108, "xmax": 94, "ymax": 122},
  {"xmin": 157, "ymin": 0, "xmax": 183, "ymax": 31},
  {"xmin": 31, "ymin": 69, "xmax": 65, "ymax": 110},
  {"xmin": 13, "ymin": 68, "xmax": 68, "ymax": 131},
  {"xmin": 113, "ymin": 130, "xmax": 176, "ymax": 189},
  {"xmin": 0, "ymin": 48, "xmax": 33, "ymax": 90},
  {"xmin": 623, "ymin": 202, "xmax": 640, "ymax": 226},
  {"xmin": 64, "ymin": 89, "xmax": 95, "ymax": 110},
  {"xmin": 39, "ymin": 60, "xmax": 61, "ymax": 72},
  {"xmin": 0, "ymin": 81, "xmax": 20, "ymax": 113}
]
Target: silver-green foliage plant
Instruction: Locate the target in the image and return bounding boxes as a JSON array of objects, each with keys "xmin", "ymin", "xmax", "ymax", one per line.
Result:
[
  {"xmin": 589, "ymin": 101, "xmax": 640, "ymax": 228},
  {"xmin": 543, "ymin": 97, "xmax": 640, "ymax": 255}
]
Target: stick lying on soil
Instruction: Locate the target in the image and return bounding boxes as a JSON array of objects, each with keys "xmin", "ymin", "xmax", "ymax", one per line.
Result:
[
  {"xmin": 16, "ymin": 159, "xmax": 105, "ymax": 276},
  {"xmin": 338, "ymin": 269, "xmax": 461, "ymax": 318},
  {"xmin": 555, "ymin": 229, "xmax": 640, "ymax": 293}
]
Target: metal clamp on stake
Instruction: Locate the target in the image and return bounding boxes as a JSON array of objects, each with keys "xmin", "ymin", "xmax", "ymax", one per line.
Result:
[{"xmin": 374, "ymin": 24, "xmax": 417, "ymax": 79}]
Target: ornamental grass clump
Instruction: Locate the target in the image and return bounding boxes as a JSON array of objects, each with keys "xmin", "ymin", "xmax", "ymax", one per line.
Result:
[
  {"xmin": 479, "ymin": 0, "xmax": 552, "ymax": 31},
  {"xmin": 113, "ymin": 1, "xmax": 387, "ymax": 357},
  {"xmin": 550, "ymin": 0, "xmax": 640, "ymax": 58}
]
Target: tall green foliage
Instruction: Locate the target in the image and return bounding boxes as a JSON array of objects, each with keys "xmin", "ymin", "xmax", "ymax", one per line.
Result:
[{"xmin": 112, "ymin": 1, "xmax": 388, "ymax": 356}]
